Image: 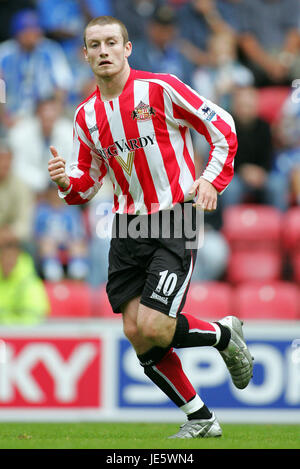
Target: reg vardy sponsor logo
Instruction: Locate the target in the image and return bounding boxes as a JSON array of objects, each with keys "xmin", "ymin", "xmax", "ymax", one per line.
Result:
[{"xmin": 97, "ymin": 134, "xmax": 156, "ymax": 161}]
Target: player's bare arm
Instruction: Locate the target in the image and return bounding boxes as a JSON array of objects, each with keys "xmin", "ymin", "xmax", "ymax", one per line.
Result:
[
  {"xmin": 189, "ymin": 177, "xmax": 218, "ymax": 212},
  {"xmin": 48, "ymin": 145, "xmax": 70, "ymax": 190}
]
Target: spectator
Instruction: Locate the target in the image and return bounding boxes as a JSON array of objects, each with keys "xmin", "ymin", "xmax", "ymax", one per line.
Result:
[
  {"xmin": 34, "ymin": 183, "xmax": 89, "ymax": 282},
  {"xmin": 113, "ymin": 0, "xmax": 162, "ymax": 41},
  {"xmin": 191, "ymin": 31, "xmax": 252, "ymax": 175},
  {"xmin": 238, "ymin": 0, "xmax": 300, "ymax": 87},
  {"xmin": 192, "ymin": 31, "xmax": 254, "ymax": 110},
  {"xmin": 64, "ymin": 45, "xmax": 96, "ymax": 108},
  {"xmin": 0, "ymin": 0, "xmax": 35, "ymax": 43},
  {"xmin": 221, "ymin": 86, "xmax": 289, "ymax": 211},
  {"xmin": 0, "ymin": 241, "xmax": 49, "ymax": 325},
  {"xmin": 167, "ymin": 0, "xmax": 189, "ymax": 8},
  {"xmin": 0, "ymin": 9, "xmax": 73, "ymax": 126},
  {"xmin": 37, "ymin": 0, "xmax": 113, "ymax": 49},
  {"xmin": 272, "ymin": 94, "xmax": 300, "ymax": 205},
  {"xmin": 0, "ymin": 139, "xmax": 34, "ymax": 249},
  {"xmin": 0, "ymin": 139, "xmax": 48, "ymax": 325},
  {"xmin": 36, "ymin": 0, "xmax": 112, "ymax": 106},
  {"xmin": 8, "ymin": 96, "xmax": 73, "ymax": 194},
  {"xmin": 177, "ymin": 0, "xmax": 241, "ymax": 68},
  {"xmin": 129, "ymin": 4, "xmax": 194, "ymax": 85}
]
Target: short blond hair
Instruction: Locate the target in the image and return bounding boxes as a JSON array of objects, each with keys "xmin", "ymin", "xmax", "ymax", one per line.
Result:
[{"xmin": 84, "ymin": 16, "xmax": 129, "ymax": 47}]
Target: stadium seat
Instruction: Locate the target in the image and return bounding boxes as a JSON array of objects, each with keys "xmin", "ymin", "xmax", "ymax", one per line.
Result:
[
  {"xmin": 234, "ymin": 281, "xmax": 300, "ymax": 320},
  {"xmin": 45, "ymin": 280, "xmax": 92, "ymax": 318},
  {"xmin": 92, "ymin": 284, "xmax": 121, "ymax": 319},
  {"xmin": 184, "ymin": 282, "xmax": 233, "ymax": 320},
  {"xmin": 222, "ymin": 204, "xmax": 282, "ymax": 250},
  {"xmin": 282, "ymin": 207, "xmax": 300, "ymax": 252},
  {"xmin": 291, "ymin": 252, "xmax": 300, "ymax": 284},
  {"xmin": 257, "ymin": 86, "xmax": 290, "ymax": 124},
  {"xmin": 227, "ymin": 249, "xmax": 282, "ymax": 284}
]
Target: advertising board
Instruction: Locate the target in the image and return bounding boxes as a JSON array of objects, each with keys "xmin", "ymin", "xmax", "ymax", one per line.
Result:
[{"xmin": 0, "ymin": 321, "xmax": 299, "ymax": 422}]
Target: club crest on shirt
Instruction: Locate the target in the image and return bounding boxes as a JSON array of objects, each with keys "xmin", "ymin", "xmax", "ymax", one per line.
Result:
[{"xmin": 131, "ymin": 101, "xmax": 156, "ymax": 121}]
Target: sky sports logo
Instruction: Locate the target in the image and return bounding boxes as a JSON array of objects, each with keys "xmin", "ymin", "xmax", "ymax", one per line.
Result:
[{"xmin": 0, "ymin": 337, "xmax": 101, "ymax": 406}]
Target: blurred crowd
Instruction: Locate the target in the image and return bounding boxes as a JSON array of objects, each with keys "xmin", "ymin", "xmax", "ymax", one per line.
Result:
[{"xmin": 1, "ymin": 0, "xmax": 300, "ymax": 324}]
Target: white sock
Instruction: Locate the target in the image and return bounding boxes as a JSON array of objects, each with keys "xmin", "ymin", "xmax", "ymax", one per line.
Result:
[{"xmin": 180, "ymin": 394, "xmax": 205, "ymax": 416}]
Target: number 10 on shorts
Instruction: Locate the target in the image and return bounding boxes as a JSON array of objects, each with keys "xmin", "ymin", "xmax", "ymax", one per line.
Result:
[{"xmin": 156, "ymin": 270, "xmax": 178, "ymax": 296}]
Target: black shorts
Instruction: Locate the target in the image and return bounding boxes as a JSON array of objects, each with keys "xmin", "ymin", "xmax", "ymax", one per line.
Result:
[{"xmin": 106, "ymin": 202, "xmax": 199, "ymax": 317}]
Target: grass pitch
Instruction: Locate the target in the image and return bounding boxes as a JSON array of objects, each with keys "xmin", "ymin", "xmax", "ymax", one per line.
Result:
[{"xmin": 0, "ymin": 422, "xmax": 298, "ymax": 449}]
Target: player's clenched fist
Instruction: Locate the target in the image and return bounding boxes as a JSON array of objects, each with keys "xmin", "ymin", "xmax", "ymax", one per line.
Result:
[{"xmin": 48, "ymin": 146, "xmax": 70, "ymax": 190}]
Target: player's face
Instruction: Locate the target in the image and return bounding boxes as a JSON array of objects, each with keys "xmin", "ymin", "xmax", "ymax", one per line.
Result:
[{"xmin": 84, "ymin": 24, "xmax": 132, "ymax": 80}]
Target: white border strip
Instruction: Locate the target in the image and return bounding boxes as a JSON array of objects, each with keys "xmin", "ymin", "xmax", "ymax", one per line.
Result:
[{"xmin": 0, "ymin": 408, "xmax": 298, "ymax": 424}]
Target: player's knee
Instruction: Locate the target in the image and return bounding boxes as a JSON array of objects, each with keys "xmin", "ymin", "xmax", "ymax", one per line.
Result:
[
  {"xmin": 123, "ymin": 319, "xmax": 139, "ymax": 343},
  {"xmin": 137, "ymin": 310, "xmax": 175, "ymax": 347},
  {"xmin": 137, "ymin": 315, "xmax": 157, "ymax": 343},
  {"xmin": 121, "ymin": 297, "xmax": 141, "ymax": 344}
]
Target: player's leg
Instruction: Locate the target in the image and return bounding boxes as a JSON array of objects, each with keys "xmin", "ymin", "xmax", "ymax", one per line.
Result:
[
  {"xmin": 107, "ymin": 211, "xmax": 249, "ymax": 437},
  {"xmin": 113, "ymin": 281, "xmax": 224, "ymax": 435},
  {"xmin": 122, "ymin": 297, "xmax": 197, "ymax": 413},
  {"xmin": 137, "ymin": 243, "xmax": 252, "ymax": 431},
  {"xmin": 136, "ymin": 296, "xmax": 253, "ymax": 390},
  {"xmin": 172, "ymin": 312, "xmax": 254, "ymax": 390},
  {"xmin": 122, "ymin": 298, "xmax": 221, "ymax": 438},
  {"xmin": 121, "ymin": 295, "xmax": 153, "ymax": 354},
  {"xmin": 137, "ymin": 241, "xmax": 253, "ymax": 391},
  {"xmin": 139, "ymin": 244, "xmax": 231, "ymax": 351}
]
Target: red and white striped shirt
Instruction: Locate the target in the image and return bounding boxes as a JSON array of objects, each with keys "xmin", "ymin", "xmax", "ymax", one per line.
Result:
[{"xmin": 59, "ymin": 68, "xmax": 237, "ymax": 214}]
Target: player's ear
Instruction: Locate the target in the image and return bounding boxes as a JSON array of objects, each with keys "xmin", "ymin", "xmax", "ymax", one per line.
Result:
[
  {"xmin": 124, "ymin": 41, "xmax": 132, "ymax": 59},
  {"xmin": 83, "ymin": 46, "xmax": 89, "ymax": 62}
]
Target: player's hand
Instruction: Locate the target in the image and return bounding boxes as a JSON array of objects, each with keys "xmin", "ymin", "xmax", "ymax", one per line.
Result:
[
  {"xmin": 48, "ymin": 146, "xmax": 70, "ymax": 190},
  {"xmin": 189, "ymin": 177, "xmax": 218, "ymax": 211}
]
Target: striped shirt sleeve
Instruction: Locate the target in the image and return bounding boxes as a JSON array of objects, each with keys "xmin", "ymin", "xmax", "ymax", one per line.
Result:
[
  {"xmin": 160, "ymin": 74, "xmax": 238, "ymax": 193},
  {"xmin": 58, "ymin": 104, "xmax": 107, "ymax": 205}
]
